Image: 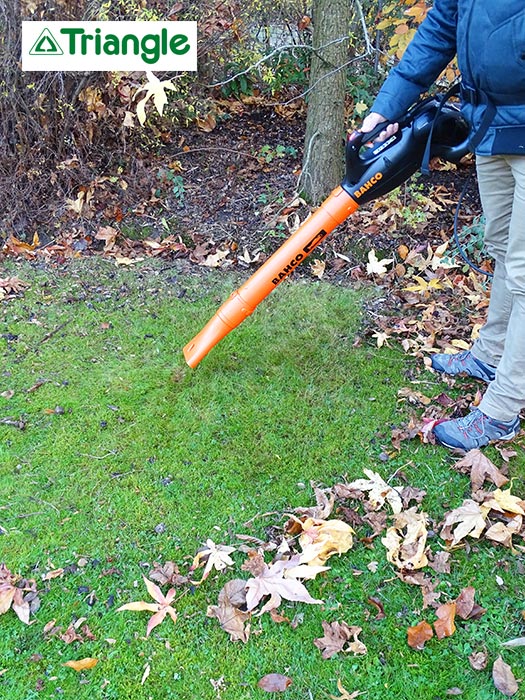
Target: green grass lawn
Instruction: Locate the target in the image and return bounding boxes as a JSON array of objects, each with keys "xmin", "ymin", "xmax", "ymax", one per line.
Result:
[{"xmin": 1, "ymin": 257, "xmax": 524, "ymax": 700}]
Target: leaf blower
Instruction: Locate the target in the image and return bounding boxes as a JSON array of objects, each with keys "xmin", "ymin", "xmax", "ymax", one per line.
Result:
[{"xmin": 183, "ymin": 93, "xmax": 470, "ymax": 368}]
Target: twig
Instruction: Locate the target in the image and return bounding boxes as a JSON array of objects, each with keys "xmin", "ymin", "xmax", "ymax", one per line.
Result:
[
  {"xmin": 39, "ymin": 321, "xmax": 71, "ymax": 346},
  {"xmin": 0, "ymin": 417, "xmax": 26, "ymax": 430},
  {"xmin": 242, "ymin": 511, "xmax": 280, "ymax": 527}
]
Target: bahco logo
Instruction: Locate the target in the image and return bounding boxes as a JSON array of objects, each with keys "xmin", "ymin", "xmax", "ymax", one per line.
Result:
[{"xmin": 22, "ymin": 21, "xmax": 197, "ymax": 72}]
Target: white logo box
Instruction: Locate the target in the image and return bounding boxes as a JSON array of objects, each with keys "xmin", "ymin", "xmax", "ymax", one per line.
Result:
[{"xmin": 22, "ymin": 21, "xmax": 197, "ymax": 72}]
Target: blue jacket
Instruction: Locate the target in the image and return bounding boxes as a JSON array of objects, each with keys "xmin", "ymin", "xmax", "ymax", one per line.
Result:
[{"xmin": 371, "ymin": 1, "xmax": 525, "ymax": 155}]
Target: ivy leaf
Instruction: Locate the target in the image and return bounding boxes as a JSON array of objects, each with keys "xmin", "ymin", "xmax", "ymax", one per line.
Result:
[
  {"xmin": 117, "ymin": 576, "xmax": 177, "ymax": 637},
  {"xmin": 135, "ymin": 71, "xmax": 176, "ymax": 125}
]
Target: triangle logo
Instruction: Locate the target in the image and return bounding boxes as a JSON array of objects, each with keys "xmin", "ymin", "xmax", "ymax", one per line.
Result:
[{"xmin": 29, "ymin": 28, "xmax": 64, "ymax": 55}]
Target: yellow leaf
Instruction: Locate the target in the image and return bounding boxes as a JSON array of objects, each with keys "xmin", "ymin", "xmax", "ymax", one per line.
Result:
[
  {"xmin": 451, "ymin": 339, "xmax": 471, "ymax": 350},
  {"xmin": 310, "ymin": 259, "xmax": 325, "ymax": 279},
  {"xmin": 63, "ymin": 658, "xmax": 98, "ymax": 672},
  {"xmin": 298, "ymin": 518, "xmax": 354, "ymax": 567},
  {"xmin": 483, "ymin": 487, "xmax": 525, "ymax": 516},
  {"xmin": 382, "ymin": 507, "xmax": 429, "ymax": 570}
]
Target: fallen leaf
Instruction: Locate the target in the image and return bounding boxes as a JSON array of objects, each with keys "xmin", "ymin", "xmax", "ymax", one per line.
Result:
[
  {"xmin": 485, "ymin": 522, "xmax": 516, "ymax": 549},
  {"xmin": 245, "ymin": 557, "xmax": 323, "ymax": 614},
  {"xmin": 135, "ymin": 71, "xmax": 177, "ymax": 125},
  {"xmin": 454, "ymin": 450, "xmax": 509, "ymax": 491},
  {"xmin": 366, "ymin": 249, "xmax": 393, "ymax": 276},
  {"xmin": 63, "ymin": 658, "xmax": 98, "ymax": 671},
  {"xmin": 482, "ymin": 487, "xmax": 525, "ymax": 516},
  {"xmin": 407, "ymin": 620, "xmax": 433, "ymax": 649},
  {"xmin": 454, "ymin": 587, "xmax": 486, "ymax": 621},
  {"xmin": 294, "ymin": 484, "xmax": 335, "ymax": 519},
  {"xmin": 367, "ymin": 596, "xmax": 386, "ymax": 620},
  {"xmin": 428, "ymin": 551, "xmax": 451, "ymax": 574},
  {"xmin": 314, "ymin": 621, "xmax": 367, "ymax": 659},
  {"xmin": 0, "ymin": 564, "xmax": 38, "ymax": 624},
  {"xmin": 329, "ymin": 678, "xmax": 363, "ymax": 700},
  {"xmin": 433, "ymin": 602, "xmax": 456, "ymax": 640},
  {"xmin": 468, "ymin": 650, "xmax": 488, "ymax": 670},
  {"xmin": 203, "ymin": 248, "xmax": 230, "ymax": 268},
  {"xmin": 117, "ymin": 576, "xmax": 177, "ymax": 637},
  {"xmin": 345, "ymin": 469, "xmax": 402, "ymax": 514},
  {"xmin": 149, "ymin": 561, "xmax": 188, "ymax": 587},
  {"xmin": 310, "ymin": 259, "xmax": 325, "ymax": 278},
  {"xmin": 492, "ymin": 656, "xmax": 519, "ymax": 696},
  {"xmin": 206, "ymin": 579, "xmax": 251, "ymax": 643},
  {"xmin": 190, "ymin": 539, "xmax": 236, "ymax": 582},
  {"xmin": 439, "ymin": 499, "xmax": 487, "ymax": 545},
  {"xmin": 298, "ymin": 517, "xmax": 354, "ymax": 567},
  {"xmin": 141, "ymin": 663, "xmax": 151, "ymax": 685},
  {"xmin": 502, "ymin": 637, "xmax": 525, "ymax": 648},
  {"xmin": 257, "ymin": 673, "xmax": 293, "ymax": 692},
  {"xmin": 381, "ymin": 507, "xmax": 428, "ymax": 570}
]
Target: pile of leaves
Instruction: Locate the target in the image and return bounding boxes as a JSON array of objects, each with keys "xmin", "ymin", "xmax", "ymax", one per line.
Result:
[{"xmin": 2, "ymin": 448, "xmax": 524, "ymax": 695}]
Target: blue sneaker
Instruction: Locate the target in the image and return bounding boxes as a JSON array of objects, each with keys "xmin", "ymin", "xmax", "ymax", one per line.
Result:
[
  {"xmin": 433, "ymin": 409, "xmax": 520, "ymax": 451},
  {"xmin": 431, "ymin": 350, "xmax": 496, "ymax": 382}
]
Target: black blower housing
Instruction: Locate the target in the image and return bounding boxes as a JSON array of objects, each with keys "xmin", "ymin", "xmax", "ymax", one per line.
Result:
[{"xmin": 342, "ymin": 96, "xmax": 471, "ymax": 205}]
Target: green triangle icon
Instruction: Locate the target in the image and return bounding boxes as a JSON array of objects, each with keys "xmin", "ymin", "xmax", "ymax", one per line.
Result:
[{"xmin": 29, "ymin": 28, "xmax": 64, "ymax": 55}]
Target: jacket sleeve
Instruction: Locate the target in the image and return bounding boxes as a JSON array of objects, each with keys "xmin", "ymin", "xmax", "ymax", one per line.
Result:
[{"xmin": 371, "ymin": 0, "xmax": 458, "ymax": 120}]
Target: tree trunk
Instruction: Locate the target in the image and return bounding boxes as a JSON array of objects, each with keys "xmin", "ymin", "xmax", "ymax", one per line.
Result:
[{"xmin": 300, "ymin": 0, "xmax": 351, "ymax": 204}]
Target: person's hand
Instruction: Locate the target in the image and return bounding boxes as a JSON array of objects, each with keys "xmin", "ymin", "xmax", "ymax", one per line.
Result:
[{"xmin": 360, "ymin": 112, "xmax": 398, "ymax": 140}]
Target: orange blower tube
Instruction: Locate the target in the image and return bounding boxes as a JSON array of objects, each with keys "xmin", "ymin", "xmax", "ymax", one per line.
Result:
[{"xmin": 183, "ymin": 186, "xmax": 359, "ymax": 368}]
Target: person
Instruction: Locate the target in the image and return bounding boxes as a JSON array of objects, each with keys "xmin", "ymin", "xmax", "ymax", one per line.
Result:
[{"xmin": 360, "ymin": 2, "xmax": 525, "ymax": 452}]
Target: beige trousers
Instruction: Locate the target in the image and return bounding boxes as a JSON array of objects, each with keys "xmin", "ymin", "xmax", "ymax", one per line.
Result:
[{"xmin": 472, "ymin": 154, "xmax": 525, "ymax": 421}]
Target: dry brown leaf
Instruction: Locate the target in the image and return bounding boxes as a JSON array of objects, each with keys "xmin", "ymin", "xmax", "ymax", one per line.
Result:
[
  {"xmin": 149, "ymin": 561, "xmax": 188, "ymax": 587},
  {"xmin": 314, "ymin": 621, "xmax": 367, "ymax": 659},
  {"xmin": 298, "ymin": 517, "xmax": 354, "ymax": 567},
  {"xmin": 310, "ymin": 259, "xmax": 325, "ymax": 279},
  {"xmin": 468, "ymin": 650, "xmax": 488, "ymax": 670},
  {"xmin": 485, "ymin": 522, "xmax": 515, "ymax": 549},
  {"xmin": 206, "ymin": 579, "xmax": 251, "ymax": 643},
  {"xmin": 329, "ymin": 678, "xmax": 363, "ymax": 700},
  {"xmin": 454, "ymin": 587, "xmax": 486, "ymax": 621},
  {"xmin": 454, "ymin": 449, "xmax": 509, "ymax": 491},
  {"xmin": 493, "ymin": 656, "xmax": 519, "ymax": 696},
  {"xmin": 428, "ymin": 551, "xmax": 451, "ymax": 574},
  {"xmin": 294, "ymin": 484, "xmax": 335, "ymax": 519},
  {"xmin": 0, "ymin": 564, "xmax": 38, "ymax": 624},
  {"xmin": 407, "ymin": 620, "xmax": 434, "ymax": 649},
  {"xmin": 433, "ymin": 602, "xmax": 456, "ymax": 640},
  {"xmin": 63, "ymin": 658, "xmax": 98, "ymax": 672},
  {"xmin": 257, "ymin": 673, "xmax": 293, "ymax": 692},
  {"xmin": 381, "ymin": 507, "xmax": 428, "ymax": 570}
]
